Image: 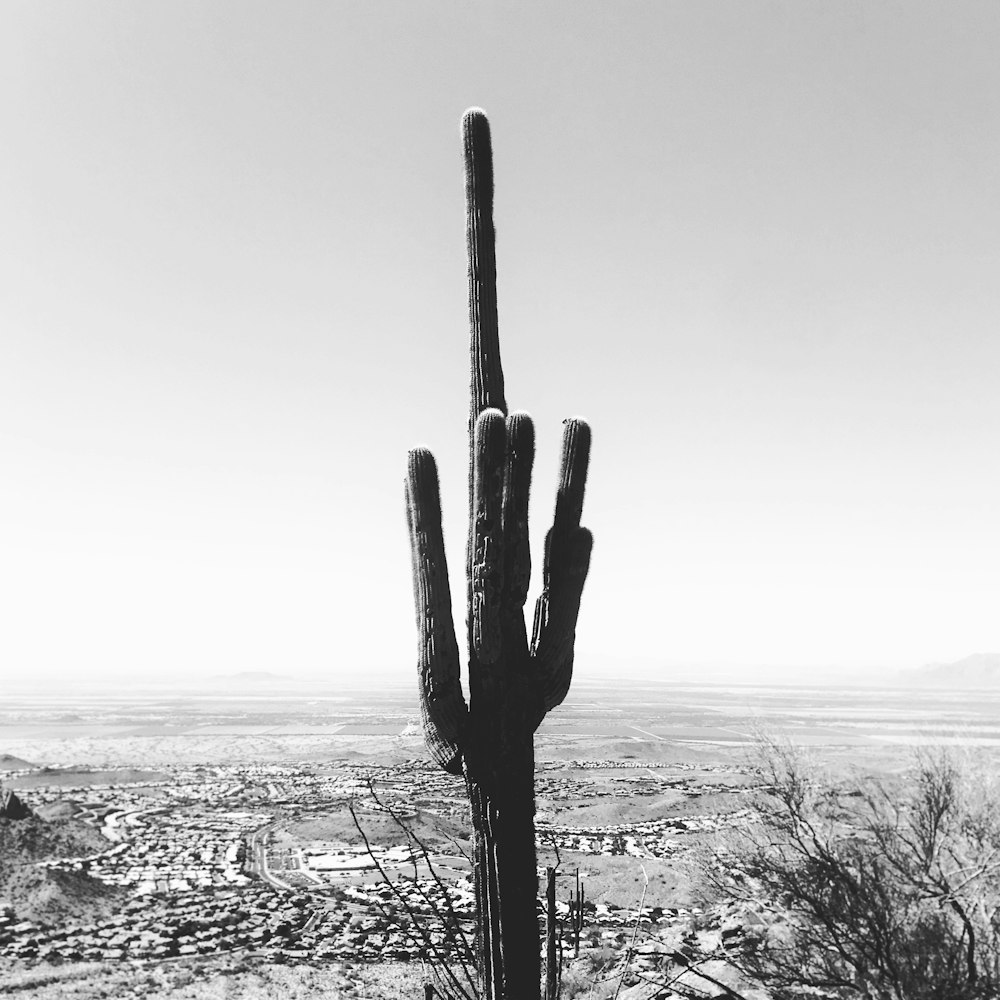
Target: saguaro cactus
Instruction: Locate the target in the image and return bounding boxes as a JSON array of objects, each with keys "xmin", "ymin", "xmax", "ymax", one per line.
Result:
[{"xmin": 405, "ymin": 109, "xmax": 593, "ymax": 1000}]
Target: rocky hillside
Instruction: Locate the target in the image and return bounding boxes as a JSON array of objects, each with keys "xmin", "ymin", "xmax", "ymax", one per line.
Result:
[
  {"xmin": 1, "ymin": 789, "xmax": 32, "ymax": 820},
  {"xmin": 0, "ymin": 790, "xmax": 125, "ymax": 925}
]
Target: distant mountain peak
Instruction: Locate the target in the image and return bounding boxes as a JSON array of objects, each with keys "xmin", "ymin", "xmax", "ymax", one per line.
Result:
[
  {"xmin": 911, "ymin": 653, "xmax": 1000, "ymax": 688},
  {"xmin": 0, "ymin": 754, "xmax": 36, "ymax": 771},
  {"xmin": 211, "ymin": 670, "xmax": 286, "ymax": 682}
]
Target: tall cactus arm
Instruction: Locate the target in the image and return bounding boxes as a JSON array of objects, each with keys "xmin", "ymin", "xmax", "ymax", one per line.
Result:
[
  {"xmin": 464, "ymin": 109, "xmax": 507, "ymax": 608},
  {"xmin": 407, "ymin": 447, "xmax": 468, "ymax": 775},
  {"xmin": 464, "ymin": 108, "xmax": 506, "ymax": 426},
  {"xmin": 530, "ymin": 419, "xmax": 593, "ymax": 719}
]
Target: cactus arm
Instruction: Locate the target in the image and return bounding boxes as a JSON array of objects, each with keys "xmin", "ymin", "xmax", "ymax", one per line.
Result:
[
  {"xmin": 407, "ymin": 447, "xmax": 467, "ymax": 775},
  {"xmin": 470, "ymin": 409, "xmax": 507, "ymax": 666},
  {"xmin": 530, "ymin": 418, "xmax": 593, "ymax": 719},
  {"xmin": 501, "ymin": 412, "xmax": 534, "ymax": 610},
  {"xmin": 531, "ymin": 525, "xmax": 592, "ymax": 715},
  {"xmin": 464, "ymin": 108, "xmax": 506, "ymax": 425},
  {"xmin": 551, "ymin": 419, "xmax": 591, "ymax": 533}
]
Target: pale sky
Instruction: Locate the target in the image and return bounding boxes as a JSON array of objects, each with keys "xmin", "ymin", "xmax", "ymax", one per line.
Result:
[{"xmin": 2, "ymin": 2, "xmax": 999, "ymax": 684}]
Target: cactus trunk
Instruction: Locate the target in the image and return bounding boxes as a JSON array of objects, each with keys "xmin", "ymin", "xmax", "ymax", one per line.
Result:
[
  {"xmin": 466, "ymin": 738, "xmax": 539, "ymax": 998},
  {"xmin": 406, "ymin": 109, "xmax": 593, "ymax": 1000}
]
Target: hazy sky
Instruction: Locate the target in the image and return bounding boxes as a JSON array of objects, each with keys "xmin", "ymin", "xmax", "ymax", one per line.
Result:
[{"xmin": 3, "ymin": 2, "xmax": 999, "ymax": 684}]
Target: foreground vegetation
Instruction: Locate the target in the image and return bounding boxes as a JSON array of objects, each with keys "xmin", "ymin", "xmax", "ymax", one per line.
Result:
[{"xmin": 702, "ymin": 741, "xmax": 1000, "ymax": 1000}]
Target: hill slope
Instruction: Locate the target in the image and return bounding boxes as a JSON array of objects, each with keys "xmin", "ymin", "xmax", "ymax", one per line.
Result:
[{"xmin": 0, "ymin": 812, "xmax": 124, "ymax": 925}]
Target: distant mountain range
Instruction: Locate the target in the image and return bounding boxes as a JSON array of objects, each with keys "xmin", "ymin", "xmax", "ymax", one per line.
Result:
[
  {"xmin": 209, "ymin": 671, "xmax": 287, "ymax": 682},
  {"xmin": 907, "ymin": 653, "xmax": 1000, "ymax": 688}
]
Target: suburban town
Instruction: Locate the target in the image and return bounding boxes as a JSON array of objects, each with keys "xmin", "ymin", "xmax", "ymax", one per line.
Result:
[{"xmin": 0, "ymin": 754, "xmax": 754, "ymax": 968}]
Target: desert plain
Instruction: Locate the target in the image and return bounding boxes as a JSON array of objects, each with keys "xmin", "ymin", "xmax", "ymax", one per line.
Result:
[{"xmin": 2, "ymin": 673, "xmax": 999, "ymax": 999}]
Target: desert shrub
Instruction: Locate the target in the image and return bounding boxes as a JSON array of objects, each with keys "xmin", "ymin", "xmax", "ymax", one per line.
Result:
[
  {"xmin": 557, "ymin": 965, "xmax": 598, "ymax": 999},
  {"xmin": 710, "ymin": 738, "xmax": 1000, "ymax": 1000},
  {"xmin": 580, "ymin": 941, "xmax": 616, "ymax": 972}
]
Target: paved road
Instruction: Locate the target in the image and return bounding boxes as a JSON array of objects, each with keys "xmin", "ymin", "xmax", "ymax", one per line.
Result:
[{"xmin": 246, "ymin": 824, "xmax": 294, "ymax": 891}]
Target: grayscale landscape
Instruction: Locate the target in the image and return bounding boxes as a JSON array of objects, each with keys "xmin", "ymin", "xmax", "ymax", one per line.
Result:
[
  {"xmin": 3, "ymin": 673, "xmax": 1000, "ymax": 997},
  {"xmin": 6, "ymin": 2, "xmax": 1000, "ymax": 998}
]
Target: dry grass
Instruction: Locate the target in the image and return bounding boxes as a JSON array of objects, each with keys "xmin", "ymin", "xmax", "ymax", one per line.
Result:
[
  {"xmin": 0, "ymin": 955, "xmax": 428, "ymax": 999},
  {"xmin": 282, "ymin": 804, "xmax": 468, "ymax": 852}
]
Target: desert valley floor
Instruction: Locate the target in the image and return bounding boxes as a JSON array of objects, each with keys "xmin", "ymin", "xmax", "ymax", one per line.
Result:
[{"xmin": 2, "ymin": 675, "xmax": 999, "ymax": 999}]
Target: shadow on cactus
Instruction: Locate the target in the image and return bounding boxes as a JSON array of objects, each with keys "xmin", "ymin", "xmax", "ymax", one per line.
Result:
[{"xmin": 405, "ymin": 109, "xmax": 593, "ymax": 1000}]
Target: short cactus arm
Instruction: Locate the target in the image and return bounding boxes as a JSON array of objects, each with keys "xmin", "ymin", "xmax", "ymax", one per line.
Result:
[
  {"xmin": 407, "ymin": 447, "xmax": 468, "ymax": 775},
  {"xmin": 501, "ymin": 412, "xmax": 534, "ymax": 610},
  {"xmin": 470, "ymin": 409, "xmax": 507, "ymax": 667},
  {"xmin": 530, "ymin": 419, "xmax": 593, "ymax": 718}
]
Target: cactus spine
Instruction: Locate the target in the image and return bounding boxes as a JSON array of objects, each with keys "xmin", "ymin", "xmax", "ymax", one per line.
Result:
[{"xmin": 406, "ymin": 109, "xmax": 593, "ymax": 1000}]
